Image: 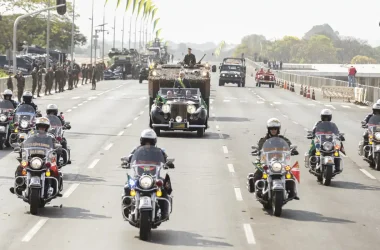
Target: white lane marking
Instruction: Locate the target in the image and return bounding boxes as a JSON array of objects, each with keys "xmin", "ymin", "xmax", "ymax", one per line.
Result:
[
  {"xmin": 257, "ymin": 95, "xmax": 265, "ymax": 101},
  {"xmin": 359, "ymin": 169, "xmax": 376, "ymax": 179},
  {"xmin": 104, "ymin": 143, "xmax": 113, "ymax": 151},
  {"xmin": 273, "ymin": 102, "xmax": 281, "ymax": 104},
  {"xmin": 223, "ymin": 99, "xmax": 231, "ymax": 102},
  {"xmin": 139, "ymin": 96, "xmax": 147, "ymax": 99},
  {"xmin": 275, "ymin": 108, "xmax": 279, "ymax": 111},
  {"xmin": 240, "ymin": 100, "xmax": 248, "ymax": 103},
  {"xmin": 227, "ymin": 164, "xmax": 235, "ymax": 173},
  {"xmin": 293, "ymin": 121, "xmax": 298, "ymax": 125},
  {"xmin": 282, "ymin": 115, "xmax": 288, "ymax": 118},
  {"xmin": 71, "ymin": 96, "xmax": 80, "ymax": 99},
  {"xmin": 117, "ymin": 131, "xmax": 124, "ymax": 136},
  {"xmin": 358, "ymin": 106, "xmax": 367, "ymax": 109},
  {"xmin": 216, "ymin": 125, "xmax": 220, "ymax": 130},
  {"xmin": 139, "ymin": 111, "xmax": 144, "ymax": 115},
  {"xmin": 308, "ymin": 103, "xmax": 316, "ymax": 106},
  {"xmin": 325, "ymin": 104, "xmax": 336, "ymax": 110},
  {"xmin": 66, "ymin": 109, "xmax": 72, "ymax": 112},
  {"xmin": 78, "ymin": 103, "xmax": 83, "ymax": 106},
  {"xmin": 341, "ymin": 105, "xmax": 351, "ymax": 108},
  {"xmin": 62, "ymin": 183, "xmax": 80, "ymax": 198},
  {"xmin": 72, "ymin": 107, "xmax": 77, "ymax": 109},
  {"xmin": 83, "ymin": 101, "xmax": 88, "ymax": 103},
  {"xmin": 88, "ymin": 159, "xmax": 100, "ymax": 169},
  {"xmin": 97, "ymin": 92, "xmax": 104, "ymax": 96},
  {"xmin": 234, "ymin": 188, "xmax": 243, "ymax": 201},
  {"xmin": 223, "ymin": 146, "xmax": 228, "ymax": 154},
  {"xmin": 134, "ymin": 117, "xmax": 139, "ymax": 121},
  {"xmin": 257, "ymin": 101, "xmax": 264, "ymax": 104},
  {"xmin": 21, "ymin": 218, "xmax": 49, "ymax": 242},
  {"xmin": 243, "ymin": 224, "xmax": 256, "ymax": 244},
  {"xmin": 270, "ymin": 104, "xmax": 273, "ymax": 106},
  {"xmin": 127, "ymin": 123, "xmax": 132, "ymax": 128}
]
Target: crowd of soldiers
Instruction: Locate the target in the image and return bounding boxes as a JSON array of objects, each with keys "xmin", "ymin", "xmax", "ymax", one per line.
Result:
[{"xmin": 6, "ymin": 62, "xmax": 106, "ymax": 102}]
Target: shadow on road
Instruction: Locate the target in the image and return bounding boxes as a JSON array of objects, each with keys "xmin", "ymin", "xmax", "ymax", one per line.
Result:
[
  {"xmin": 277, "ymin": 210, "xmax": 355, "ymax": 223},
  {"xmin": 159, "ymin": 131, "xmax": 230, "ymax": 140},
  {"xmin": 209, "ymin": 117, "xmax": 250, "ymax": 122},
  {"xmin": 145, "ymin": 230, "xmax": 233, "ymax": 247},
  {"xmin": 38, "ymin": 206, "xmax": 111, "ymax": 220},
  {"xmin": 329, "ymin": 181, "xmax": 380, "ymax": 191},
  {"xmin": 63, "ymin": 173, "xmax": 105, "ymax": 183}
]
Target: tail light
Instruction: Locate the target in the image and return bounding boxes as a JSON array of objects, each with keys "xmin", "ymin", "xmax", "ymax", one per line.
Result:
[
  {"xmin": 156, "ymin": 179, "xmax": 163, "ymax": 187},
  {"xmin": 56, "ymin": 137, "xmax": 62, "ymax": 142}
]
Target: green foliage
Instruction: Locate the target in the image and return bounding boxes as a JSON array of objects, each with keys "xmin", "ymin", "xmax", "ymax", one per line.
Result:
[
  {"xmin": 351, "ymin": 55, "xmax": 377, "ymax": 64},
  {"xmin": 234, "ymin": 31, "xmax": 380, "ymax": 64},
  {"xmin": 0, "ymin": 69, "xmax": 8, "ymax": 78}
]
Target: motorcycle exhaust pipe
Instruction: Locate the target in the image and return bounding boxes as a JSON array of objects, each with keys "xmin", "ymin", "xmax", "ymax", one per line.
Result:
[
  {"xmin": 309, "ymin": 156, "xmax": 318, "ymax": 164},
  {"xmin": 15, "ymin": 176, "xmax": 25, "ymax": 187},
  {"xmin": 255, "ymin": 180, "xmax": 265, "ymax": 190},
  {"xmin": 122, "ymin": 196, "xmax": 133, "ymax": 207}
]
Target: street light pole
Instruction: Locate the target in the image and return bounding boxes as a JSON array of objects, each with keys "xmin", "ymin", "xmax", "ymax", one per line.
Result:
[
  {"xmin": 46, "ymin": 0, "xmax": 50, "ymax": 69},
  {"xmin": 113, "ymin": 15, "xmax": 116, "ymax": 48},
  {"xmin": 122, "ymin": 13, "xmax": 125, "ymax": 50},
  {"xmin": 102, "ymin": 7, "xmax": 105, "ymax": 62},
  {"xmin": 134, "ymin": 18, "xmax": 137, "ymax": 49},
  {"xmin": 70, "ymin": 0, "xmax": 75, "ymax": 68},
  {"xmin": 129, "ymin": 16, "xmax": 132, "ymax": 49},
  {"xmin": 90, "ymin": 0, "xmax": 94, "ymax": 65}
]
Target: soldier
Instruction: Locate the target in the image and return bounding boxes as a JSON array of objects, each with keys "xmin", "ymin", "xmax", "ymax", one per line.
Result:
[
  {"xmin": 91, "ymin": 65, "xmax": 97, "ymax": 90},
  {"xmin": 68, "ymin": 66, "xmax": 73, "ymax": 90},
  {"xmin": 14, "ymin": 71, "xmax": 25, "ymax": 102},
  {"xmin": 87, "ymin": 64, "xmax": 92, "ymax": 84},
  {"xmin": 183, "ymin": 48, "xmax": 196, "ymax": 66},
  {"xmin": 60, "ymin": 66, "xmax": 67, "ymax": 92},
  {"xmin": 54, "ymin": 66, "xmax": 60, "ymax": 93},
  {"xmin": 7, "ymin": 71, "xmax": 13, "ymax": 91},
  {"xmin": 37, "ymin": 67, "xmax": 44, "ymax": 97},
  {"xmin": 81, "ymin": 64, "xmax": 87, "ymax": 85},
  {"xmin": 44, "ymin": 67, "xmax": 54, "ymax": 95},
  {"xmin": 31, "ymin": 67, "xmax": 38, "ymax": 98}
]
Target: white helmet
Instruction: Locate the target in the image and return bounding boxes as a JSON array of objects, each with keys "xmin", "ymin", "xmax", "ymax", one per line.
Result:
[
  {"xmin": 47, "ymin": 104, "xmax": 58, "ymax": 115},
  {"xmin": 140, "ymin": 129, "xmax": 157, "ymax": 146},
  {"xmin": 372, "ymin": 103, "xmax": 380, "ymax": 115},
  {"xmin": 35, "ymin": 117, "xmax": 50, "ymax": 131},
  {"xmin": 320, "ymin": 109, "xmax": 332, "ymax": 121},
  {"xmin": 267, "ymin": 118, "xmax": 281, "ymax": 133},
  {"xmin": 3, "ymin": 89, "xmax": 12, "ymax": 99}
]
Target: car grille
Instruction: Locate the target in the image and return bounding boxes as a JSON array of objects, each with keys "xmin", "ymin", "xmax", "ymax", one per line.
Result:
[
  {"xmin": 170, "ymin": 104, "xmax": 187, "ymax": 120},
  {"xmin": 264, "ymin": 76, "xmax": 271, "ymax": 80}
]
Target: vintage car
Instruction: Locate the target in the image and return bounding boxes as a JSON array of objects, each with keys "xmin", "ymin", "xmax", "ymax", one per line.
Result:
[
  {"xmin": 218, "ymin": 57, "xmax": 246, "ymax": 87},
  {"xmin": 256, "ymin": 71, "xmax": 276, "ymax": 88},
  {"xmin": 150, "ymin": 87, "xmax": 208, "ymax": 137}
]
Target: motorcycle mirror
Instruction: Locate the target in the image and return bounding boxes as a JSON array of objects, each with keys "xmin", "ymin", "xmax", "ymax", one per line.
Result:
[
  {"xmin": 307, "ymin": 130, "xmax": 312, "ymax": 134},
  {"xmin": 120, "ymin": 156, "xmax": 129, "ymax": 163},
  {"xmin": 340, "ymin": 133, "xmax": 345, "ymax": 136},
  {"xmin": 251, "ymin": 151, "xmax": 259, "ymax": 156},
  {"xmin": 13, "ymin": 147, "xmax": 21, "ymax": 153},
  {"xmin": 291, "ymin": 145, "xmax": 297, "ymax": 149},
  {"xmin": 307, "ymin": 135, "xmax": 313, "ymax": 139},
  {"xmin": 166, "ymin": 158, "xmax": 175, "ymax": 163},
  {"xmin": 65, "ymin": 122, "xmax": 70, "ymax": 125},
  {"xmin": 251, "ymin": 145, "xmax": 258, "ymax": 150}
]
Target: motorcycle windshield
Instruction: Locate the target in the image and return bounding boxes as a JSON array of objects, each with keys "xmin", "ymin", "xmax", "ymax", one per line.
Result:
[
  {"xmin": 47, "ymin": 115, "xmax": 63, "ymax": 137},
  {"xmin": 22, "ymin": 131, "xmax": 54, "ymax": 157},
  {"xmin": 15, "ymin": 104, "xmax": 35, "ymax": 123},
  {"xmin": 261, "ymin": 137, "xmax": 291, "ymax": 166},
  {"xmin": 368, "ymin": 115, "xmax": 380, "ymax": 133},
  {"xmin": 131, "ymin": 146, "xmax": 165, "ymax": 177},
  {"xmin": 314, "ymin": 121, "xmax": 339, "ymax": 144},
  {"xmin": 0, "ymin": 100, "xmax": 14, "ymax": 114}
]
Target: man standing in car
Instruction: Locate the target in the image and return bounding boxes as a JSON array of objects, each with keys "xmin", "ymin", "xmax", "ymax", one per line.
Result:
[{"xmin": 183, "ymin": 48, "xmax": 196, "ymax": 66}]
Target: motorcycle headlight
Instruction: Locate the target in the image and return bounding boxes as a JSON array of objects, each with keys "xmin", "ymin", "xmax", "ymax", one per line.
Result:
[
  {"xmin": 30, "ymin": 157, "xmax": 43, "ymax": 170},
  {"xmin": 0, "ymin": 126, "xmax": 5, "ymax": 132},
  {"xmin": 187, "ymin": 104, "xmax": 196, "ymax": 114},
  {"xmin": 146, "ymin": 68, "xmax": 149, "ymax": 70},
  {"xmin": 375, "ymin": 132, "xmax": 380, "ymax": 140},
  {"xmin": 18, "ymin": 133, "xmax": 27, "ymax": 139},
  {"xmin": 20, "ymin": 120, "xmax": 28, "ymax": 129},
  {"xmin": 222, "ymin": 74, "xmax": 225, "ymax": 76},
  {"xmin": 162, "ymin": 104, "xmax": 170, "ymax": 113},
  {"xmin": 323, "ymin": 141, "xmax": 333, "ymax": 151},
  {"xmin": 202, "ymin": 71, "xmax": 207, "ymax": 77},
  {"xmin": 139, "ymin": 175, "xmax": 153, "ymax": 189},
  {"xmin": 176, "ymin": 116, "xmax": 182, "ymax": 122},
  {"xmin": 0, "ymin": 114, "xmax": 7, "ymax": 122},
  {"xmin": 271, "ymin": 162, "xmax": 282, "ymax": 172}
]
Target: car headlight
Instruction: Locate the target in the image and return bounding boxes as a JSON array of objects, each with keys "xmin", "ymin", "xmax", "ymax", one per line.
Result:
[
  {"xmin": 235, "ymin": 75, "xmax": 237, "ymax": 77},
  {"xmin": 18, "ymin": 133, "xmax": 27, "ymax": 139},
  {"xmin": 162, "ymin": 104, "xmax": 170, "ymax": 113},
  {"xmin": 323, "ymin": 141, "xmax": 333, "ymax": 151},
  {"xmin": 152, "ymin": 70, "xmax": 157, "ymax": 76},
  {"xmin": 176, "ymin": 116, "xmax": 182, "ymax": 122},
  {"xmin": 271, "ymin": 162, "xmax": 282, "ymax": 172},
  {"xmin": 375, "ymin": 132, "xmax": 380, "ymax": 140},
  {"xmin": 139, "ymin": 175, "xmax": 153, "ymax": 189},
  {"xmin": 323, "ymin": 156, "xmax": 334, "ymax": 164},
  {"xmin": 187, "ymin": 104, "xmax": 196, "ymax": 114},
  {"xmin": 146, "ymin": 68, "xmax": 149, "ymax": 70},
  {"xmin": 202, "ymin": 71, "xmax": 207, "ymax": 76},
  {"xmin": 0, "ymin": 114, "xmax": 7, "ymax": 122},
  {"xmin": 222, "ymin": 74, "xmax": 225, "ymax": 77},
  {"xmin": 30, "ymin": 157, "xmax": 43, "ymax": 170},
  {"xmin": 20, "ymin": 120, "xmax": 28, "ymax": 129}
]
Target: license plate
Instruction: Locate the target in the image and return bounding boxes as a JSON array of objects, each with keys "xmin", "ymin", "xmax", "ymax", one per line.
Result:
[
  {"xmin": 30, "ymin": 177, "xmax": 40, "ymax": 185},
  {"xmin": 141, "ymin": 197, "xmax": 150, "ymax": 205},
  {"xmin": 173, "ymin": 123, "xmax": 185, "ymax": 129}
]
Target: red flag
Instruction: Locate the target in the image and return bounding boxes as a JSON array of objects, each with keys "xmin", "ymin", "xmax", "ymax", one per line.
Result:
[{"xmin": 290, "ymin": 161, "xmax": 300, "ymax": 183}]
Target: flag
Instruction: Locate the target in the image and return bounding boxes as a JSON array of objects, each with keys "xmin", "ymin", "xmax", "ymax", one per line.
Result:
[
  {"xmin": 290, "ymin": 161, "xmax": 300, "ymax": 183},
  {"xmin": 156, "ymin": 94, "xmax": 166, "ymax": 104},
  {"xmin": 308, "ymin": 139, "xmax": 315, "ymax": 155}
]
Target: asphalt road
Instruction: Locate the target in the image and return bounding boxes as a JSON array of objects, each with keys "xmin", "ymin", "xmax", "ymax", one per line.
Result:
[{"xmin": 0, "ymin": 71, "xmax": 379, "ymax": 250}]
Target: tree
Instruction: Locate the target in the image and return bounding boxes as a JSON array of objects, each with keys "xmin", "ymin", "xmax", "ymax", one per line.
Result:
[{"xmin": 351, "ymin": 55, "xmax": 377, "ymax": 64}]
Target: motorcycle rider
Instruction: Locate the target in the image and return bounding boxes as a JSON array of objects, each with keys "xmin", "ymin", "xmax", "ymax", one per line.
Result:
[
  {"xmin": 46, "ymin": 104, "xmax": 71, "ymax": 164},
  {"xmin": 360, "ymin": 102, "xmax": 380, "ymax": 157},
  {"xmin": 248, "ymin": 118, "xmax": 299, "ymax": 200},
  {"xmin": 18, "ymin": 91, "xmax": 38, "ymax": 112},
  {"xmin": 309, "ymin": 109, "xmax": 345, "ymax": 172},
  {"xmin": 10, "ymin": 117, "xmax": 63, "ymax": 196},
  {"xmin": 122, "ymin": 129, "xmax": 174, "ymax": 220},
  {"xmin": 3, "ymin": 89, "xmax": 18, "ymax": 108}
]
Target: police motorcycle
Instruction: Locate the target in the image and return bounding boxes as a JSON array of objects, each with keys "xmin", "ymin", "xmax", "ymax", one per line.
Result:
[
  {"xmin": 359, "ymin": 115, "xmax": 380, "ymax": 170},
  {"xmin": 305, "ymin": 121, "xmax": 344, "ymax": 186},
  {"xmin": 120, "ymin": 146, "xmax": 175, "ymax": 241},
  {"xmin": 10, "ymin": 104, "xmax": 39, "ymax": 146},
  {"xmin": 46, "ymin": 115, "xmax": 71, "ymax": 167},
  {"xmin": 11, "ymin": 131, "xmax": 65, "ymax": 215},
  {"xmin": 0, "ymin": 100, "xmax": 15, "ymax": 149},
  {"xmin": 250, "ymin": 137, "xmax": 299, "ymax": 217}
]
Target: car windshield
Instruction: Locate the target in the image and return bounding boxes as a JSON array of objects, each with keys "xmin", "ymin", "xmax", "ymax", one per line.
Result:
[
  {"xmin": 221, "ymin": 65, "xmax": 241, "ymax": 71},
  {"xmin": 158, "ymin": 88, "xmax": 200, "ymax": 100},
  {"xmin": 261, "ymin": 137, "xmax": 291, "ymax": 166},
  {"xmin": 131, "ymin": 145, "xmax": 164, "ymax": 177},
  {"xmin": 15, "ymin": 104, "xmax": 35, "ymax": 123},
  {"xmin": 22, "ymin": 131, "xmax": 54, "ymax": 157}
]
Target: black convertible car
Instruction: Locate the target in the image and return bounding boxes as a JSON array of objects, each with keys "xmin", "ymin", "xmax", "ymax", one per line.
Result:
[{"xmin": 150, "ymin": 87, "xmax": 208, "ymax": 137}]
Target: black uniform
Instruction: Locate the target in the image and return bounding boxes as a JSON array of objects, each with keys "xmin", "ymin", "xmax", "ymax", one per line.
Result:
[{"xmin": 184, "ymin": 53, "xmax": 196, "ymax": 65}]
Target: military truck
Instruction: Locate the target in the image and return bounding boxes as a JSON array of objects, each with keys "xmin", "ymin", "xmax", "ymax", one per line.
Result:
[{"xmin": 148, "ymin": 61, "xmax": 211, "ymax": 132}]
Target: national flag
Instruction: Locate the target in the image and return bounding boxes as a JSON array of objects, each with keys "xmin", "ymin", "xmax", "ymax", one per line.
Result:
[
  {"xmin": 308, "ymin": 139, "xmax": 315, "ymax": 155},
  {"xmin": 156, "ymin": 94, "xmax": 166, "ymax": 104},
  {"xmin": 290, "ymin": 161, "xmax": 300, "ymax": 183}
]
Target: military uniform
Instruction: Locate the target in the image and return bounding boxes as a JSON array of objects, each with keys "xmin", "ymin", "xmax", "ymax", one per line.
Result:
[
  {"xmin": 37, "ymin": 68, "xmax": 44, "ymax": 97},
  {"xmin": 7, "ymin": 75, "xmax": 13, "ymax": 91},
  {"xmin": 14, "ymin": 73, "xmax": 25, "ymax": 102},
  {"xmin": 184, "ymin": 53, "xmax": 196, "ymax": 65},
  {"xmin": 44, "ymin": 69, "xmax": 54, "ymax": 95},
  {"xmin": 31, "ymin": 69, "xmax": 38, "ymax": 97},
  {"xmin": 81, "ymin": 66, "xmax": 87, "ymax": 85}
]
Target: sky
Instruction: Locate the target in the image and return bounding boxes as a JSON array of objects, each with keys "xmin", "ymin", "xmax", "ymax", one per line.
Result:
[{"xmin": 74, "ymin": 0, "xmax": 380, "ymax": 46}]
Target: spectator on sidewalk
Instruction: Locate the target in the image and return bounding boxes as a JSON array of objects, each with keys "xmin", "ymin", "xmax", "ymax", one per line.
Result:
[{"xmin": 348, "ymin": 65, "xmax": 357, "ymax": 87}]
